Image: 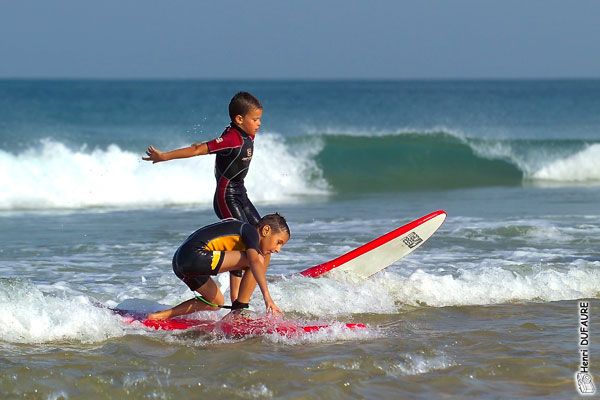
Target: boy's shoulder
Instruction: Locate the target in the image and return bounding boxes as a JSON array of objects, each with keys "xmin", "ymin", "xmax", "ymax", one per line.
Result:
[
  {"xmin": 207, "ymin": 126, "xmax": 244, "ymax": 152},
  {"xmin": 221, "ymin": 125, "xmax": 243, "ymax": 138}
]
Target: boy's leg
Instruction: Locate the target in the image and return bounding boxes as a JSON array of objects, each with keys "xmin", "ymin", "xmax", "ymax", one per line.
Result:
[
  {"xmin": 235, "ymin": 253, "xmax": 271, "ymax": 304},
  {"xmin": 241, "ymin": 195, "xmax": 260, "ymax": 226},
  {"xmin": 148, "ymin": 251, "xmax": 251, "ymax": 320},
  {"xmin": 147, "ymin": 250, "xmax": 251, "ymax": 320},
  {"xmin": 229, "ymin": 274, "xmax": 241, "ymax": 302},
  {"xmin": 147, "ymin": 278, "xmax": 224, "ymax": 320},
  {"xmin": 236, "ymin": 270, "xmax": 257, "ymax": 304},
  {"xmin": 224, "ymin": 191, "xmax": 260, "ymax": 300},
  {"xmin": 217, "ymin": 251, "xmax": 249, "ymax": 272},
  {"xmin": 217, "ymin": 194, "xmax": 259, "ymax": 301}
]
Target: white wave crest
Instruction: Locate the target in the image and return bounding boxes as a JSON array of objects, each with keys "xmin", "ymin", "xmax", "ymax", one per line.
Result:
[
  {"xmin": 531, "ymin": 144, "xmax": 600, "ymax": 182},
  {"xmin": 0, "ymin": 134, "xmax": 329, "ymax": 211}
]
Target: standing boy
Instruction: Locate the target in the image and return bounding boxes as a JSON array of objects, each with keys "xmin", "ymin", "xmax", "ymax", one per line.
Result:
[{"xmin": 143, "ymin": 92, "xmax": 268, "ymax": 304}]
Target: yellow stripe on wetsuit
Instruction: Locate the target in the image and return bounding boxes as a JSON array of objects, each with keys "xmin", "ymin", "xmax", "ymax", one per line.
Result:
[
  {"xmin": 205, "ymin": 235, "xmax": 247, "ymax": 270},
  {"xmin": 211, "ymin": 251, "xmax": 222, "ymax": 271}
]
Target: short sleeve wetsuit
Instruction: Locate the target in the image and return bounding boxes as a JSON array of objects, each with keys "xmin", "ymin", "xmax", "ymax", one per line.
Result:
[
  {"xmin": 172, "ymin": 219, "xmax": 260, "ymax": 291},
  {"xmin": 205, "ymin": 123, "xmax": 261, "ymax": 226}
]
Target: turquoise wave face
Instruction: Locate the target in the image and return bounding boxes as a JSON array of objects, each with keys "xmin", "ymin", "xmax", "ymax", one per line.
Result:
[
  {"xmin": 297, "ymin": 132, "xmax": 600, "ymax": 192},
  {"xmin": 314, "ymin": 133, "xmax": 522, "ymax": 191}
]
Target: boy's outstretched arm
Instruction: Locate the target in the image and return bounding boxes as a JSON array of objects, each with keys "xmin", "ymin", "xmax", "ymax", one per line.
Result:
[
  {"xmin": 142, "ymin": 143, "xmax": 209, "ymax": 163},
  {"xmin": 246, "ymin": 249, "xmax": 284, "ymax": 317}
]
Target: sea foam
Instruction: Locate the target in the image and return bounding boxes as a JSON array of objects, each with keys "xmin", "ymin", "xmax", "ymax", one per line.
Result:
[
  {"xmin": 0, "ymin": 278, "xmax": 124, "ymax": 344},
  {"xmin": 531, "ymin": 143, "xmax": 600, "ymax": 182},
  {"xmin": 0, "ymin": 134, "xmax": 328, "ymax": 211},
  {"xmin": 380, "ymin": 263, "xmax": 600, "ymax": 308}
]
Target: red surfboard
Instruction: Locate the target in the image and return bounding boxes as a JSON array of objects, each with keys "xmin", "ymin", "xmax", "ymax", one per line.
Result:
[
  {"xmin": 123, "ymin": 313, "xmax": 366, "ymax": 336},
  {"xmin": 300, "ymin": 210, "xmax": 446, "ymax": 278}
]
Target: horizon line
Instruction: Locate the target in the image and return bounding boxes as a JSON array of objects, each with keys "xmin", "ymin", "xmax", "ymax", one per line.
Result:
[{"xmin": 1, "ymin": 76, "xmax": 600, "ymax": 82}]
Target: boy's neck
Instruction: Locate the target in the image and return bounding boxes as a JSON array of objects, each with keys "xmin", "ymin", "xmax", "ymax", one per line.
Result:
[{"xmin": 231, "ymin": 122, "xmax": 253, "ymax": 137}]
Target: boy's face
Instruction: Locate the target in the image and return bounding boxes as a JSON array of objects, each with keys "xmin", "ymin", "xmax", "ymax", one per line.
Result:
[
  {"xmin": 234, "ymin": 108, "xmax": 262, "ymax": 136},
  {"xmin": 258, "ymin": 226, "xmax": 289, "ymax": 255}
]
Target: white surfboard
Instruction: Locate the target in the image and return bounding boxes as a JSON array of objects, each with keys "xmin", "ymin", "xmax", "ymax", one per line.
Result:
[{"xmin": 299, "ymin": 210, "xmax": 446, "ymax": 279}]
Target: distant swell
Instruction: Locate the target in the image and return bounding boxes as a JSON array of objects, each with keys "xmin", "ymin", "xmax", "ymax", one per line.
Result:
[
  {"xmin": 311, "ymin": 132, "xmax": 521, "ymax": 191},
  {"xmin": 303, "ymin": 131, "xmax": 600, "ymax": 192}
]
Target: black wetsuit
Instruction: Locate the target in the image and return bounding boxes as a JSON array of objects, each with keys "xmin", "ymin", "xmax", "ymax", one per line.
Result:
[
  {"xmin": 206, "ymin": 124, "xmax": 260, "ymax": 226},
  {"xmin": 172, "ymin": 220, "xmax": 260, "ymax": 291}
]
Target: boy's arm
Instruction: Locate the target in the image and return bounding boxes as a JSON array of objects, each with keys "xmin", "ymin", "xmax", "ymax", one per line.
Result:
[
  {"xmin": 142, "ymin": 143, "xmax": 209, "ymax": 163},
  {"xmin": 234, "ymin": 253, "xmax": 271, "ymax": 305},
  {"xmin": 246, "ymin": 249, "xmax": 284, "ymax": 316}
]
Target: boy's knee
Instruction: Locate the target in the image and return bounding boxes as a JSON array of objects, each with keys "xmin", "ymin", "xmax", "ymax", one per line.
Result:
[
  {"xmin": 195, "ymin": 291, "xmax": 225, "ymax": 308},
  {"xmin": 218, "ymin": 291, "xmax": 225, "ymax": 304},
  {"xmin": 211, "ymin": 291, "xmax": 225, "ymax": 306}
]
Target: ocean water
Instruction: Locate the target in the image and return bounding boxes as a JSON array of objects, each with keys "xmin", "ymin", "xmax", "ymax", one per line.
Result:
[{"xmin": 0, "ymin": 80, "xmax": 599, "ymax": 399}]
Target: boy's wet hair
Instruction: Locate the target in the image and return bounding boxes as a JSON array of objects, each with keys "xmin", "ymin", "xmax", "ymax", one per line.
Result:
[
  {"xmin": 229, "ymin": 92, "xmax": 262, "ymax": 121},
  {"xmin": 257, "ymin": 213, "xmax": 290, "ymax": 236}
]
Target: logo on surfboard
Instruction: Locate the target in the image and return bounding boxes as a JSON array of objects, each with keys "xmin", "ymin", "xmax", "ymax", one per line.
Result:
[{"xmin": 402, "ymin": 232, "xmax": 423, "ymax": 249}]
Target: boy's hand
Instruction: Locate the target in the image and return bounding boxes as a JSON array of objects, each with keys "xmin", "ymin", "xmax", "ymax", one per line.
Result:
[
  {"xmin": 265, "ymin": 299, "xmax": 284, "ymax": 318},
  {"xmin": 142, "ymin": 145, "xmax": 164, "ymax": 163}
]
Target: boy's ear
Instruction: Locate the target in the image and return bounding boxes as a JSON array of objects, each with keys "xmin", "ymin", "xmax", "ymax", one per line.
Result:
[
  {"xmin": 234, "ymin": 114, "xmax": 244, "ymax": 125},
  {"xmin": 260, "ymin": 225, "xmax": 271, "ymax": 236}
]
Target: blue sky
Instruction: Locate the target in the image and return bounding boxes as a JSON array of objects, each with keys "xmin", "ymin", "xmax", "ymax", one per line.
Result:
[{"xmin": 1, "ymin": 0, "xmax": 599, "ymax": 79}]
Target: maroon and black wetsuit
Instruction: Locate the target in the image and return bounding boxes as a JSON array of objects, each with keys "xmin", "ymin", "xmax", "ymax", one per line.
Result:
[{"xmin": 205, "ymin": 123, "xmax": 261, "ymax": 226}]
